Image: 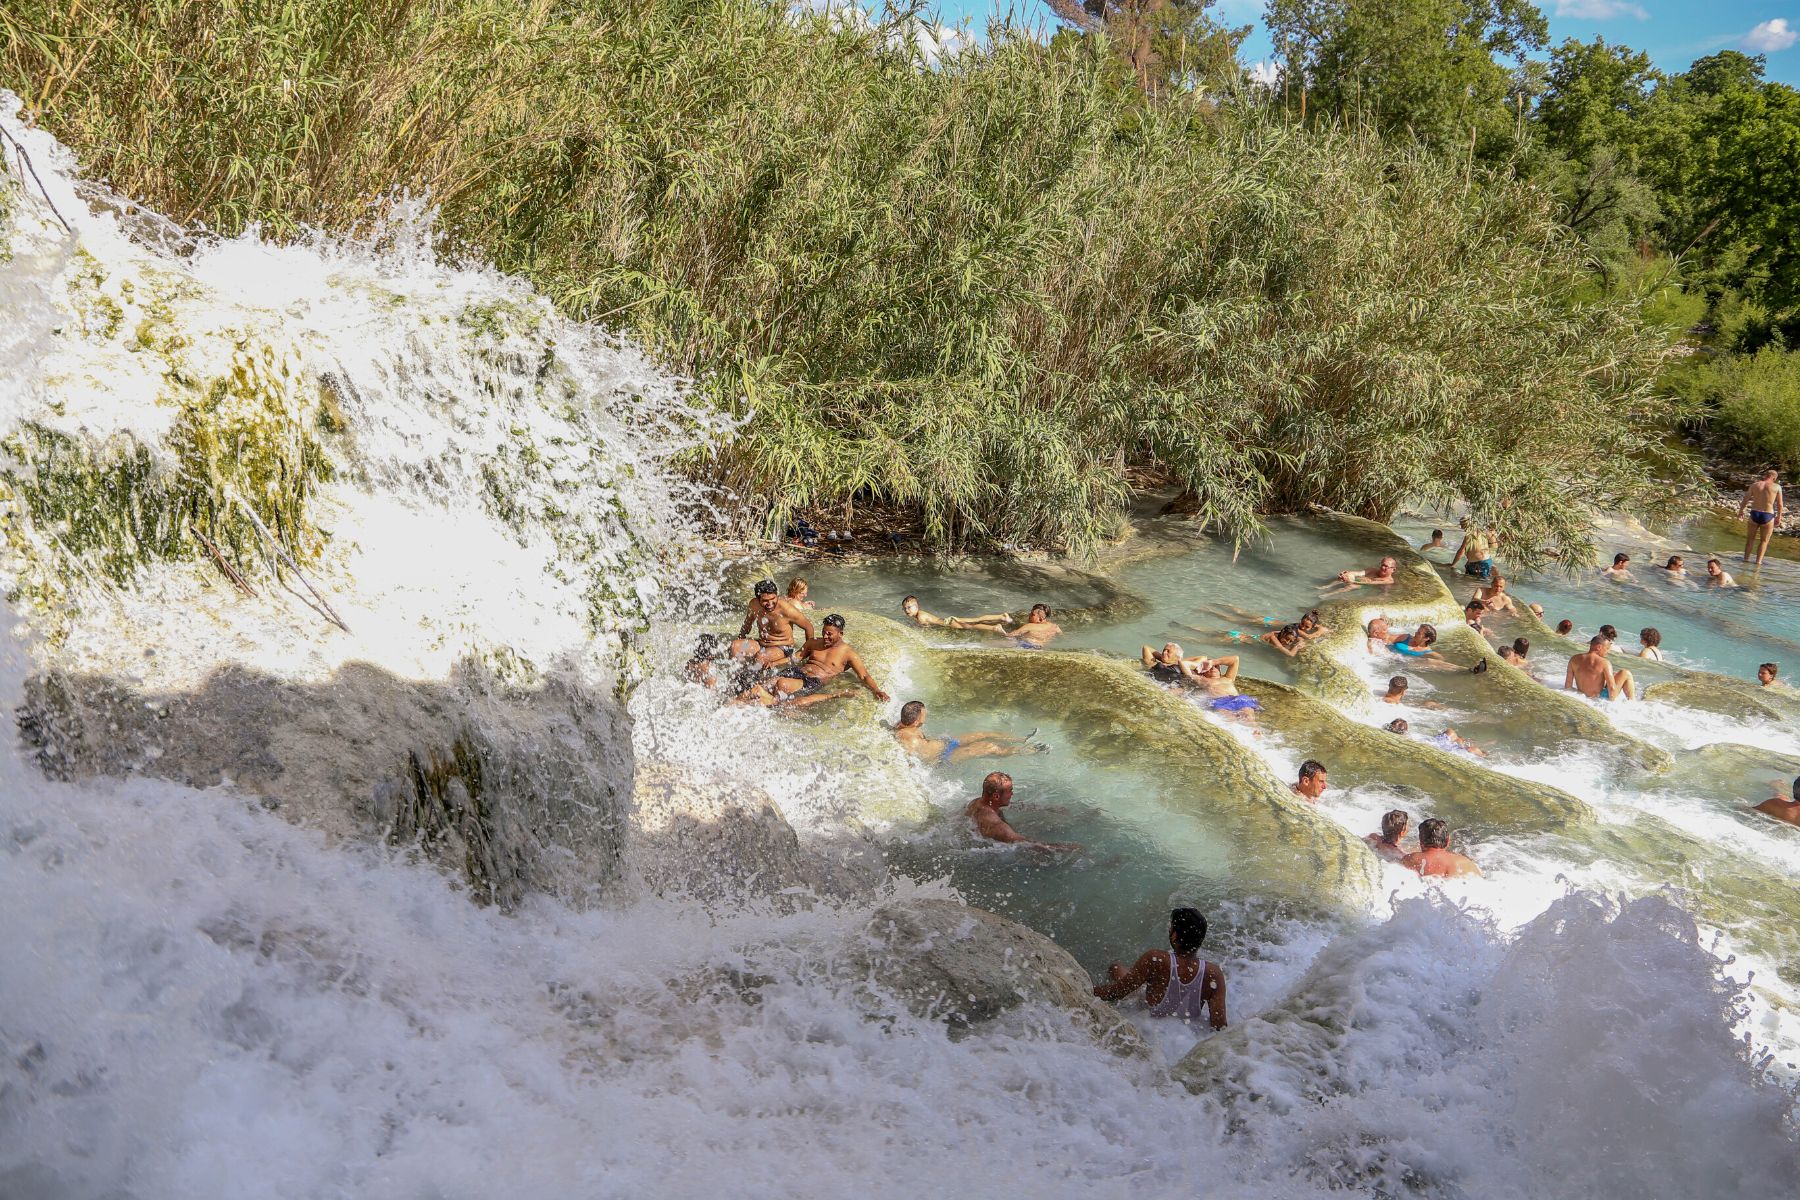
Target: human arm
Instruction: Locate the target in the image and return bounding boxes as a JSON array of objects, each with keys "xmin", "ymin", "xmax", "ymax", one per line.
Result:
[
  {"xmin": 784, "ymin": 601, "xmax": 814, "ymax": 643},
  {"xmin": 1141, "ymin": 645, "xmax": 1159, "ymax": 669},
  {"xmin": 1204, "ymin": 963, "xmax": 1228, "ymax": 1030},
  {"xmin": 1092, "ymin": 951, "xmax": 1163, "ymax": 1003},
  {"xmin": 845, "ymin": 649, "xmax": 889, "ymax": 702},
  {"xmin": 1563, "ymin": 660, "xmax": 1576, "ymax": 691},
  {"xmin": 1737, "ymin": 488, "xmax": 1750, "ymax": 518},
  {"xmin": 738, "ymin": 605, "xmax": 756, "ymax": 638},
  {"xmin": 1450, "ymin": 537, "xmax": 1468, "ymax": 567}
]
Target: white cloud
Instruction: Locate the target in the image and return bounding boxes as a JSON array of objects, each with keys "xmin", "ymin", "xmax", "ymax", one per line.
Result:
[
  {"xmin": 1743, "ymin": 18, "xmax": 1798, "ymax": 53},
  {"xmin": 1553, "ymin": 0, "xmax": 1649, "ymax": 19},
  {"xmin": 1247, "ymin": 59, "xmax": 1282, "ymax": 88}
]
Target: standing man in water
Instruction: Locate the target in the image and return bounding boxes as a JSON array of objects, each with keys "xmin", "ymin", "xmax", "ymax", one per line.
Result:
[
  {"xmin": 730, "ymin": 579, "xmax": 814, "ymax": 668},
  {"xmin": 965, "ymin": 772, "xmax": 1078, "ymax": 851},
  {"xmin": 1092, "ymin": 908, "xmax": 1227, "ymax": 1030},
  {"xmin": 1564, "ymin": 635, "xmax": 1635, "ymax": 701},
  {"xmin": 1401, "ymin": 818, "xmax": 1481, "ymax": 877},
  {"xmin": 747, "ymin": 613, "xmax": 888, "ymax": 705},
  {"xmin": 1754, "ymin": 777, "xmax": 1800, "ymax": 827},
  {"xmin": 1449, "ymin": 517, "xmax": 1496, "ymax": 579},
  {"xmin": 1737, "ymin": 469, "xmax": 1785, "ymax": 567}
]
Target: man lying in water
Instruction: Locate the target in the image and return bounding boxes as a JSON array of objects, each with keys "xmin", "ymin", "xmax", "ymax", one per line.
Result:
[
  {"xmin": 1000, "ymin": 603, "xmax": 1061, "ymax": 648},
  {"xmin": 1564, "ymin": 635, "xmax": 1635, "ymax": 701},
  {"xmin": 730, "ymin": 578, "xmax": 814, "ymax": 668},
  {"xmin": 965, "ymin": 771, "xmax": 1078, "ymax": 851},
  {"xmin": 1321, "ymin": 556, "xmax": 1398, "ymax": 594},
  {"xmin": 1366, "ymin": 809, "xmax": 1410, "ymax": 861},
  {"xmin": 1142, "ymin": 642, "xmax": 1201, "ymax": 685},
  {"xmin": 1091, "ymin": 907, "xmax": 1227, "ymax": 1030},
  {"xmin": 1188, "ymin": 655, "xmax": 1262, "ymax": 719},
  {"xmin": 892, "ymin": 701, "xmax": 1046, "ymax": 763},
  {"xmin": 1401, "ymin": 817, "xmax": 1481, "ymax": 877},
  {"xmin": 899, "ymin": 595, "xmax": 1011, "ymax": 632},
  {"xmin": 1384, "ymin": 717, "xmax": 1485, "ymax": 757},
  {"xmin": 1755, "ymin": 777, "xmax": 1800, "ymax": 827},
  {"xmin": 736, "ymin": 613, "xmax": 890, "ymax": 705}
]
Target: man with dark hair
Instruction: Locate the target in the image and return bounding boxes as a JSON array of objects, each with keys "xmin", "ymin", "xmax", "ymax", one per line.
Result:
[
  {"xmin": 1380, "ymin": 676, "xmax": 1409, "ymax": 704},
  {"xmin": 1366, "ymin": 810, "xmax": 1409, "ymax": 860},
  {"xmin": 1565, "ymin": 635, "xmax": 1634, "ymax": 700},
  {"xmin": 1600, "ymin": 552, "xmax": 1632, "ymax": 581},
  {"xmin": 964, "ymin": 772, "xmax": 1077, "ymax": 851},
  {"xmin": 1754, "ymin": 777, "xmax": 1800, "ymax": 827},
  {"xmin": 729, "ymin": 578, "xmax": 814, "ymax": 667},
  {"xmin": 899, "ymin": 595, "xmax": 1011, "ymax": 632},
  {"xmin": 1292, "ymin": 760, "xmax": 1328, "ymax": 802},
  {"xmin": 1001, "ymin": 603, "xmax": 1061, "ymax": 648},
  {"xmin": 1401, "ymin": 818, "xmax": 1481, "ymax": 877},
  {"xmin": 1092, "ymin": 908, "xmax": 1227, "ymax": 1030},
  {"xmin": 743, "ymin": 613, "xmax": 888, "ymax": 705},
  {"xmin": 892, "ymin": 700, "xmax": 1045, "ymax": 763}
]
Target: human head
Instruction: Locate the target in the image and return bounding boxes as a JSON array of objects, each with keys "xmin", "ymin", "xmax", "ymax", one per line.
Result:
[
  {"xmin": 981, "ymin": 772, "xmax": 1013, "ymax": 806},
  {"xmin": 898, "ymin": 700, "xmax": 926, "ymax": 727},
  {"xmin": 900, "ymin": 595, "xmax": 920, "ymax": 616},
  {"xmin": 1707, "ymin": 557, "xmax": 1723, "ymax": 575},
  {"xmin": 1665, "ymin": 555, "xmax": 1684, "ymax": 571},
  {"xmin": 1459, "ymin": 516, "xmax": 1471, "ymax": 530},
  {"xmin": 1598, "ymin": 625, "xmax": 1618, "ymax": 643},
  {"xmin": 1490, "ymin": 574, "xmax": 1507, "ymax": 592},
  {"xmin": 690, "ymin": 633, "xmax": 720, "ymax": 663},
  {"xmin": 1296, "ymin": 760, "xmax": 1328, "ymax": 798},
  {"xmin": 821, "ymin": 613, "xmax": 846, "ymax": 643},
  {"xmin": 1277, "ymin": 622, "xmax": 1301, "ymax": 646},
  {"xmin": 1380, "ymin": 556, "xmax": 1397, "ymax": 573},
  {"xmin": 1161, "ymin": 642, "xmax": 1183, "ymax": 661},
  {"xmin": 1528, "ymin": 602, "xmax": 1544, "ymax": 619},
  {"xmin": 1169, "ymin": 908, "xmax": 1207, "ymax": 955},
  {"xmin": 787, "ymin": 577, "xmax": 808, "ymax": 601},
  {"xmin": 1556, "ymin": 619, "xmax": 1574, "ymax": 635},
  {"xmin": 1385, "ymin": 675, "xmax": 1408, "ymax": 695},
  {"xmin": 1612, "ymin": 553, "xmax": 1630, "ymax": 568},
  {"xmin": 1759, "ymin": 663, "xmax": 1779, "ymax": 685},
  {"xmin": 1367, "ymin": 616, "xmax": 1390, "ymax": 637},
  {"xmin": 1431, "ymin": 529, "xmax": 1443, "ymax": 540},
  {"xmin": 1380, "ymin": 809, "xmax": 1409, "ymax": 842},
  {"xmin": 1412, "ymin": 623, "xmax": 1437, "ymax": 648},
  {"xmin": 1029, "ymin": 604, "xmax": 1051, "ymax": 622},
  {"xmin": 1385, "ymin": 718, "xmax": 1409, "ymax": 735},
  {"xmin": 754, "ymin": 579, "xmax": 779, "ymax": 609},
  {"xmin": 1763, "ymin": 468, "xmax": 1779, "ymax": 481},
  {"xmin": 1640, "ymin": 628, "xmax": 1660, "ymax": 649},
  {"xmin": 1464, "ymin": 600, "xmax": 1485, "ymax": 620},
  {"xmin": 1299, "ymin": 610, "xmax": 1321, "ymax": 631},
  {"xmin": 1511, "ymin": 637, "xmax": 1529, "ymax": 659},
  {"xmin": 1417, "ymin": 818, "xmax": 1451, "ymax": 849},
  {"xmin": 1589, "ymin": 635, "xmax": 1608, "ymax": 651}
]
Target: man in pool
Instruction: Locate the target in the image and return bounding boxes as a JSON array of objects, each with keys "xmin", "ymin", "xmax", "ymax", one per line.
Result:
[
  {"xmin": 965, "ymin": 771, "xmax": 1078, "ymax": 851},
  {"xmin": 1091, "ymin": 907, "xmax": 1227, "ymax": 1030},
  {"xmin": 1737, "ymin": 469, "xmax": 1785, "ymax": 566},
  {"xmin": 1001, "ymin": 604, "xmax": 1062, "ymax": 648},
  {"xmin": 892, "ymin": 700, "xmax": 1044, "ymax": 763},
  {"xmin": 748, "ymin": 613, "xmax": 890, "ymax": 705},
  {"xmin": 1366, "ymin": 809, "xmax": 1410, "ymax": 860},
  {"xmin": 1758, "ymin": 662, "xmax": 1781, "ymax": 687},
  {"xmin": 1380, "ymin": 676, "xmax": 1409, "ymax": 704},
  {"xmin": 1471, "ymin": 574, "xmax": 1517, "ymax": 617},
  {"xmin": 899, "ymin": 595, "xmax": 1012, "ymax": 632},
  {"xmin": 1564, "ymin": 635, "xmax": 1635, "ymax": 701},
  {"xmin": 730, "ymin": 579, "xmax": 815, "ymax": 668},
  {"xmin": 1292, "ymin": 760, "xmax": 1328, "ymax": 802},
  {"xmin": 1142, "ymin": 642, "xmax": 1198, "ymax": 685},
  {"xmin": 1420, "ymin": 529, "xmax": 1446, "ymax": 553},
  {"xmin": 1189, "ymin": 655, "xmax": 1262, "ymax": 719},
  {"xmin": 1705, "ymin": 557, "xmax": 1739, "ymax": 588},
  {"xmin": 1754, "ymin": 777, "xmax": 1800, "ymax": 827},
  {"xmin": 1600, "ymin": 552, "xmax": 1632, "ymax": 581},
  {"xmin": 1323, "ymin": 556, "xmax": 1398, "ymax": 594},
  {"xmin": 1401, "ymin": 818, "xmax": 1481, "ymax": 878}
]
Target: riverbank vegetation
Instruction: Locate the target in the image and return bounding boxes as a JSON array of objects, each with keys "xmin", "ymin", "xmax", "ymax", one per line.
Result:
[{"xmin": 2, "ymin": 0, "xmax": 1769, "ymax": 562}]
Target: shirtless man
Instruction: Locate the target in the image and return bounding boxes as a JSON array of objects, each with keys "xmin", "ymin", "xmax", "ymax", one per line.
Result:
[
  {"xmin": 1754, "ymin": 777, "xmax": 1800, "ymax": 827},
  {"xmin": 1188, "ymin": 655, "xmax": 1262, "ymax": 718},
  {"xmin": 1001, "ymin": 604, "xmax": 1062, "ymax": 648},
  {"xmin": 730, "ymin": 579, "xmax": 814, "ymax": 667},
  {"xmin": 1737, "ymin": 469, "xmax": 1785, "ymax": 567},
  {"xmin": 964, "ymin": 771, "xmax": 1077, "ymax": 851},
  {"xmin": 1091, "ymin": 907, "xmax": 1227, "ymax": 1030},
  {"xmin": 1323, "ymin": 556, "xmax": 1398, "ymax": 594},
  {"xmin": 1292, "ymin": 760, "xmax": 1328, "ymax": 802},
  {"xmin": 1380, "ymin": 676, "xmax": 1410, "ymax": 704},
  {"xmin": 1660, "ymin": 555, "xmax": 1689, "ymax": 581},
  {"xmin": 746, "ymin": 613, "xmax": 889, "ymax": 705},
  {"xmin": 1704, "ymin": 557, "xmax": 1738, "ymax": 588},
  {"xmin": 1463, "ymin": 599, "xmax": 1489, "ymax": 636},
  {"xmin": 1420, "ymin": 529, "xmax": 1446, "ymax": 553},
  {"xmin": 892, "ymin": 700, "xmax": 1042, "ymax": 764},
  {"xmin": 1401, "ymin": 818, "xmax": 1481, "ymax": 878},
  {"xmin": 1600, "ymin": 552, "xmax": 1632, "ymax": 581},
  {"xmin": 1471, "ymin": 574, "xmax": 1517, "ymax": 617},
  {"xmin": 1366, "ymin": 809, "xmax": 1410, "ymax": 861},
  {"xmin": 1449, "ymin": 518, "xmax": 1497, "ymax": 580},
  {"xmin": 1564, "ymin": 635, "xmax": 1635, "ymax": 701},
  {"xmin": 899, "ymin": 595, "xmax": 1010, "ymax": 632}
]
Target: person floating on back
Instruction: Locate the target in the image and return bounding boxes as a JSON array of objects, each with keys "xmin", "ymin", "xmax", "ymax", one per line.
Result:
[
  {"xmin": 1091, "ymin": 907, "xmax": 1227, "ymax": 1030},
  {"xmin": 1000, "ymin": 604, "xmax": 1062, "ymax": 648},
  {"xmin": 1366, "ymin": 809, "xmax": 1410, "ymax": 861},
  {"xmin": 899, "ymin": 595, "xmax": 1011, "ymax": 632},
  {"xmin": 965, "ymin": 771, "xmax": 1078, "ymax": 851},
  {"xmin": 1737, "ymin": 469, "xmax": 1785, "ymax": 567},
  {"xmin": 1754, "ymin": 777, "xmax": 1800, "ymax": 827},
  {"xmin": 1401, "ymin": 817, "xmax": 1481, "ymax": 877},
  {"xmin": 892, "ymin": 700, "xmax": 1044, "ymax": 763}
]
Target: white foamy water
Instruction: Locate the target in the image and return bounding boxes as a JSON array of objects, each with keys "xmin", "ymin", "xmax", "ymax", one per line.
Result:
[{"xmin": 3, "ymin": 95, "xmax": 1799, "ymax": 1199}]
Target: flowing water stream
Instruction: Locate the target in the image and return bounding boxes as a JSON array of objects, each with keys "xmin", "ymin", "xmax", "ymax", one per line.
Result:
[{"xmin": 3, "ymin": 97, "xmax": 1798, "ymax": 1198}]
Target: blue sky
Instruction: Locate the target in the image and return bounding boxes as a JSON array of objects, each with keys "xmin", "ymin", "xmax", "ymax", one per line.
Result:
[{"xmin": 920, "ymin": 0, "xmax": 1800, "ymax": 85}]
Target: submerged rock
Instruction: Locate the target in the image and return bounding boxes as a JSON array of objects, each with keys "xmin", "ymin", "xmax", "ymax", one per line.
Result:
[{"xmin": 848, "ymin": 898, "xmax": 1152, "ymax": 1059}]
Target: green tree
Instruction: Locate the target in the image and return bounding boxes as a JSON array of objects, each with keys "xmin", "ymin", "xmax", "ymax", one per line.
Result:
[
  {"xmin": 1265, "ymin": 0, "xmax": 1548, "ymax": 153},
  {"xmin": 1041, "ymin": 0, "xmax": 1250, "ymax": 95}
]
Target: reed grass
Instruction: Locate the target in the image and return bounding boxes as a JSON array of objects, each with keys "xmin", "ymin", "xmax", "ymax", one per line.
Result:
[{"xmin": 0, "ymin": 0, "xmax": 1701, "ymax": 563}]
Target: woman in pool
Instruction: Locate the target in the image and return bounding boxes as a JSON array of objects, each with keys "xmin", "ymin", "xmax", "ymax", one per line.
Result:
[
  {"xmin": 1637, "ymin": 628, "xmax": 1664, "ymax": 662},
  {"xmin": 1389, "ymin": 623, "xmax": 1439, "ymax": 660},
  {"xmin": 1260, "ymin": 623, "xmax": 1306, "ymax": 657}
]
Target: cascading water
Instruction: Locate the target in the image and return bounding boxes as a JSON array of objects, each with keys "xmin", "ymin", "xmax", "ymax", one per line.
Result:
[{"xmin": 3, "ymin": 97, "xmax": 1798, "ymax": 1199}]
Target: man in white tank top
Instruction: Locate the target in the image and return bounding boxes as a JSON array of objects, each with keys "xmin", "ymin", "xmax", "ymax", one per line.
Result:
[{"xmin": 1091, "ymin": 908, "xmax": 1226, "ymax": 1029}]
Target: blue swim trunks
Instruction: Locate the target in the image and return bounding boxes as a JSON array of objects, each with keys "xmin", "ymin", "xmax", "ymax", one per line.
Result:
[
  {"xmin": 1209, "ymin": 695, "xmax": 1261, "ymax": 713},
  {"xmin": 937, "ymin": 738, "xmax": 961, "ymax": 763},
  {"xmin": 1464, "ymin": 559, "xmax": 1493, "ymax": 579},
  {"xmin": 1750, "ymin": 510, "xmax": 1777, "ymax": 526}
]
